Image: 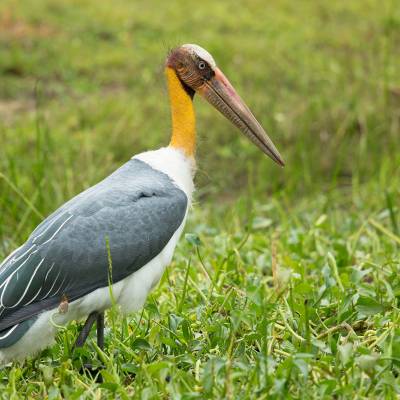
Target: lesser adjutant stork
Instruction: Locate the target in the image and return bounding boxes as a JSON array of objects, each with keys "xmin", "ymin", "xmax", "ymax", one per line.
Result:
[{"xmin": 0, "ymin": 44, "xmax": 284, "ymax": 363}]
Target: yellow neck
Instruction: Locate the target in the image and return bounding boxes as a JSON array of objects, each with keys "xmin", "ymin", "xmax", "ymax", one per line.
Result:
[{"xmin": 166, "ymin": 67, "xmax": 196, "ymax": 157}]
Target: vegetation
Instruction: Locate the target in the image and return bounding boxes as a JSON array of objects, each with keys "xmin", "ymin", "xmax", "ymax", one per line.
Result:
[{"xmin": 0, "ymin": 0, "xmax": 399, "ymax": 398}]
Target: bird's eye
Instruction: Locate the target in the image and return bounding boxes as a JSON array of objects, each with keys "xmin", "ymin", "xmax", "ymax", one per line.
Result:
[{"xmin": 198, "ymin": 61, "xmax": 206, "ymax": 70}]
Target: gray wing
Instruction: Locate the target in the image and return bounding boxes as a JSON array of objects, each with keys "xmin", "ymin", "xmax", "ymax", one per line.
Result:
[{"xmin": 0, "ymin": 159, "xmax": 187, "ymax": 332}]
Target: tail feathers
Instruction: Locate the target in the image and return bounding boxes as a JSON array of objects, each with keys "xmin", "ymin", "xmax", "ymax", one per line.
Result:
[
  {"xmin": 0, "ymin": 311, "xmax": 57, "ymax": 365},
  {"xmin": 0, "ymin": 318, "xmax": 36, "ymax": 349}
]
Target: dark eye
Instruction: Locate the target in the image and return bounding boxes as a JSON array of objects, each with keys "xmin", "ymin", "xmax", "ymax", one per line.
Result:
[{"xmin": 198, "ymin": 61, "xmax": 206, "ymax": 70}]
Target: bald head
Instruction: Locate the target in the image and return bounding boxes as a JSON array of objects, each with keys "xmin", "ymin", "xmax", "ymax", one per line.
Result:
[{"xmin": 166, "ymin": 44, "xmax": 217, "ymax": 92}]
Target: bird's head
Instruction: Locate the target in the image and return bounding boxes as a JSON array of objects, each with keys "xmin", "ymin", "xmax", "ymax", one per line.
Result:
[{"xmin": 166, "ymin": 44, "xmax": 284, "ymax": 166}]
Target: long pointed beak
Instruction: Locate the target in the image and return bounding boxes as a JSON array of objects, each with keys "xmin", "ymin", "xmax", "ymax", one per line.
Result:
[{"xmin": 198, "ymin": 68, "xmax": 285, "ymax": 166}]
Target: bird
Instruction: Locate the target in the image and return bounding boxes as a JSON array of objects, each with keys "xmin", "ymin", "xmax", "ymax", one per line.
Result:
[{"xmin": 0, "ymin": 44, "xmax": 284, "ymax": 364}]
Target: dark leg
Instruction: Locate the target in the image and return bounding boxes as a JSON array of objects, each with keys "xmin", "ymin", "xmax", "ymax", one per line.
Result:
[
  {"xmin": 74, "ymin": 311, "xmax": 98, "ymax": 348},
  {"xmin": 96, "ymin": 312, "xmax": 104, "ymax": 350},
  {"xmin": 75, "ymin": 311, "xmax": 105, "ymax": 381}
]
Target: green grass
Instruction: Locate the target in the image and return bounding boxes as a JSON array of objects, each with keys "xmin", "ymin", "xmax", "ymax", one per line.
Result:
[{"xmin": 0, "ymin": 0, "xmax": 400, "ymax": 398}]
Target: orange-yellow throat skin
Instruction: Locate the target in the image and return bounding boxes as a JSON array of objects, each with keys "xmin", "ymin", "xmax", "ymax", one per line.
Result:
[{"xmin": 166, "ymin": 68, "xmax": 196, "ymax": 157}]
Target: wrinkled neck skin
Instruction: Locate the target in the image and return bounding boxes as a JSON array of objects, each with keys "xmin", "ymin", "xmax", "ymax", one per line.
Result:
[{"xmin": 166, "ymin": 67, "xmax": 196, "ymax": 159}]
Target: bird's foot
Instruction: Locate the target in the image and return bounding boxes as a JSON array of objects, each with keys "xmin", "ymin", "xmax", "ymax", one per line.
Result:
[{"xmin": 79, "ymin": 363, "xmax": 105, "ymax": 382}]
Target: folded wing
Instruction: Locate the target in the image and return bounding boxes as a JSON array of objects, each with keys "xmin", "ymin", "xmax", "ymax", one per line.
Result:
[{"xmin": 0, "ymin": 159, "xmax": 187, "ymax": 338}]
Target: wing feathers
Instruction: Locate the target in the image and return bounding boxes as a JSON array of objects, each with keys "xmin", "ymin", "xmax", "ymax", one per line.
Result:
[{"xmin": 0, "ymin": 159, "xmax": 187, "ymax": 334}]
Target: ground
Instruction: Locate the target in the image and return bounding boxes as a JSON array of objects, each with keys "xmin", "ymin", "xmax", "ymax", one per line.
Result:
[{"xmin": 0, "ymin": 0, "xmax": 399, "ymax": 398}]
